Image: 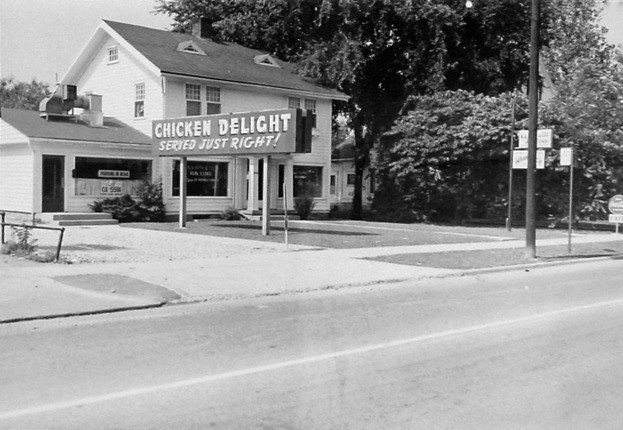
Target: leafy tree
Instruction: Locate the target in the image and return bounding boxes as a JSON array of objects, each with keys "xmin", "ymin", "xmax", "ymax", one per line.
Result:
[
  {"xmin": 155, "ymin": 0, "xmax": 544, "ymax": 219},
  {"xmin": 376, "ymin": 0, "xmax": 623, "ymax": 223},
  {"xmin": 0, "ymin": 77, "xmax": 50, "ymax": 110},
  {"xmin": 538, "ymin": 53, "xmax": 623, "ymax": 220},
  {"xmin": 374, "ymin": 90, "xmax": 528, "ymax": 222}
]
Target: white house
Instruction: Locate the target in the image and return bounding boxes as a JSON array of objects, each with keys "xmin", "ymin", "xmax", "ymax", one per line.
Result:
[
  {"xmin": 0, "ymin": 19, "xmax": 347, "ymax": 220},
  {"xmin": 63, "ymin": 19, "xmax": 347, "ymax": 218}
]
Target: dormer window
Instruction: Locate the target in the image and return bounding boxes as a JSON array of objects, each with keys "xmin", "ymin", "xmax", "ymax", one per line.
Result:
[
  {"xmin": 177, "ymin": 41, "xmax": 206, "ymax": 56},
  {"xmin": 108, "ymin": 47, "xmax": 119, "ymax": 63},
  {"xmin": 254, "ymin": 54, "xmax": 280, "ymax": 68}
]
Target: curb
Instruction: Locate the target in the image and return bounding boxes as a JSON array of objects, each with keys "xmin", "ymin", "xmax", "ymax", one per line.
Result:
[{"xmin": 0, "ymin": 302, "xmax": 166, "ymax": 325}]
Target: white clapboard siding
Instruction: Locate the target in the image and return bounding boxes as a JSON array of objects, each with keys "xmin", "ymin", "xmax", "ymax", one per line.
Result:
[
  {"xmin": 75, "ymin": 35, "xmax": 162, "ymax": 137},
  {"xmin": 0, "ymin": 147, "xmax": 34, "ymax": 212}
]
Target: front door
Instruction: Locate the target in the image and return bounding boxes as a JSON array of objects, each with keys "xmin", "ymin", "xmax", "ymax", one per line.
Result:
[{"xmin": 42, "ymin": 155, "xmax": 64, "ymax": 212}]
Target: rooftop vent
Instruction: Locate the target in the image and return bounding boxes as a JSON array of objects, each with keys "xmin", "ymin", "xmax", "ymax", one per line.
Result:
[{"xmin": 40, "ymin": 84, "xmax": 104, "ymax": 127}]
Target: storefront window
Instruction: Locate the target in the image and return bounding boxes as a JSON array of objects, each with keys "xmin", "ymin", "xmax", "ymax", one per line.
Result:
[
  {"xmin": 74, "ymin": 157, "xmax": 151, "ymax": 180},
  {"xmin": 74, "ymin": 157, "xmax": 151, "ymax": 197},
  {"xmin": 172, "ymin": 160, "xmax": 229, "ymax": 197},
  {"xmin": 293, "ymin": 165, "xmax": 323, "ymax": 197}
]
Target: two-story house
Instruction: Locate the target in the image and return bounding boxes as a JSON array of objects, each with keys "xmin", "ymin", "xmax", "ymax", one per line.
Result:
[{"xmin": 0, "ymin": 19, "xmax": 347, "ymax": 220}]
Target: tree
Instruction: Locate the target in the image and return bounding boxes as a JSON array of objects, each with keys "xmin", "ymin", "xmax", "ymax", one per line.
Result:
[
  {"xmin": 155, "ymin": 0, "xmax": 542, "ymax": 219},
  {"xmin": 374, "ymin": 90, "xmax": 527, "ymax": 222},
  {"xmin": 0, "ymin": 77, "xmax": 50, "ymax": 110},
  {"xmin": 376, "ymin": 0, "xmax": 623, "ymax": 223}
]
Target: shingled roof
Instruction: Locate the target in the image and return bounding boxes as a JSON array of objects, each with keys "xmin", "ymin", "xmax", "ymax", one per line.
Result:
[
  {"xmin": 104, "ymin": 20, "xmax": 347, "ymax": 100},
  {"xmin": 1, "ymin": 108, "xmax": 152, "ymax": 145}
]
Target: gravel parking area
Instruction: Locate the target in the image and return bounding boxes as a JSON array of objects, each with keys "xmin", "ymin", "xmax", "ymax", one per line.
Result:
[{"xmin": 23, "ymin": 224, "xmax": 285, "ymax": 264}]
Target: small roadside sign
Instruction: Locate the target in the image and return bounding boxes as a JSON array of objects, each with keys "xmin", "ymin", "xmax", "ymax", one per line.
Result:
[
  {"xmin": 512, "ymin": 149, "xmax": 545, "ymax": 169},
  {"xmin": 560, "ymin": 147, "xmax": 573, "ymax": 166},
  {"xmin": 609, "ymin": 214, "xmax": 623, "ymax": 223},
  {"xmin": 517, "ymin": 129, "xmax": 553, "ymax": 149},
  {"xmin": 608, "ymin": 195, "xmax": 623, "ymax": 214}
]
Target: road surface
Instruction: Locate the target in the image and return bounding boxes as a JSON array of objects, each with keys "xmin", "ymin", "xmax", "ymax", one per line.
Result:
[{"xmin": 2, "ymin": 259, "xmax": 623, "ymax": 429}]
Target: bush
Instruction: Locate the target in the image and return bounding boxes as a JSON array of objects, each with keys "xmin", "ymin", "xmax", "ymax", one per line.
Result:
[
  {"xmin": 220, "ymin": 206, "xmax": 241, "ymax": 221},
  {"xmin": 294, "ymin": 194, "xmax": 316, "ymax": 220},
  {"xmin": 90, "ymin": 179, "xmax": 166, "ymax": 223},
  {"xmin": 136, "ymin": 180, "xmax": 166, "ymax": 222}
]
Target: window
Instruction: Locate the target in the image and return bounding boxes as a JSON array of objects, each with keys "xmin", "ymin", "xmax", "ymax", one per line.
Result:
[
  {"xmin": 186, "ymin": 84, "xmax": 201, "ymax": 116},
  {"xmin": 289, "ymin": 97, "xmax": 317, "ymax": 127},
  {"xmin": 330, "ymin": 174, "xmax": 337, "ymax": 195},
  {"xmin": 304, "ymin": 98, "xmax": 317, "ymax": 127},
  {"xmin": 172, "ymin": 160, "xmax": 228, "ymax": 197},
  {"xmin": 254, "ymin": 54, "xmax": 280, "ymax": 68},
  {"xmin": 108, "ymin": 47, "xmax": 119, "ymax": 63},
  {"xmin": 293, "ymin": 165, "xmax": 323, "ymax": 198},
  {"xmin": 74, "ymin": 157, "xmax": 151, "ymax": 180},
  {"xmin": 288, "ymin": 97, "xmax": 300, "ymax": 110},
  {"xmin": 347, "ymin": 174, "xmax": 356, "ymax": 185},
  {"xmin": 134, "ymin": 83, "xmax": 145, "ymax": 118},
  {"xmin": 176, "ymin": 41, "xmax": 206, "ymax": 56},
  {"xmin": 206, "ymin": 86, "xmax": 221, "ymax": 115}
]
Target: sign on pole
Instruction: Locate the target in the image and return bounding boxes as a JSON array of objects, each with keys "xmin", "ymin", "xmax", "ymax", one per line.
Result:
[
  {"xmin": 517, "ymin": 129, "xmax": 553, "ymax": 149},
  {"xmin": 608, "ymin": 194, "xmax": 623, "ymax": 233},
  {"xmin": 512, "ymin": 149, "xmax": 545, "ymax": 169},
  {"xmin": 152, "ymin": 108, "xmax": 313, "ymax": 157},
  {"xmin": 560, "ymin": 147, "xmax": 573, "ymax": 166}
]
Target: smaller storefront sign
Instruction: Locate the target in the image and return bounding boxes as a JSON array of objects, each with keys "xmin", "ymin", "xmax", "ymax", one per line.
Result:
[
  {"xmin": 98, "ymin": 170, "xmax": 130, "ymax": 179},
  {"xmin": 100, "ymin": 180, "xmax": 123, "ymax": 196}
]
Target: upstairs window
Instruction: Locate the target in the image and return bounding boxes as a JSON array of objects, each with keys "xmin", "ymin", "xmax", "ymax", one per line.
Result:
[
  {"xmin": 289, "ymin": 97, "xmax": 317, "ymax": 128},
  {"xmin": 134, "ymin": 83, "xmax": 145, "ymax": 118},
  {"xmin": 108, "ymin": 47, "xmax": 119, "ymax": 63},
  {"xmin": 176, "ymin": 40, "xmax": 206, "ymax": 56},
  {"xmin": 186, "ymin": 84, "xmax": 201, "ymax": 116},
  {"xmin": 288, "ymin": 97, "xmax": 300, "ymax": 110},
  {"xmin": 304, "ymin": 98, "xmax": 317, "ymax": 127},
  {"xmin": 206, "ymin": 86, "xmax": 221, "ymax": 115},
  {"xmin": 254, "ymin": 54, "xmax": 280, "ymax": 68}
]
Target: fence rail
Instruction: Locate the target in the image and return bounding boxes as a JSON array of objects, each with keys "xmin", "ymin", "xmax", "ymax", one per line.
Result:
[{"xmin": 0, "ymin": 212, "xmax": 65, "ymax": 262}]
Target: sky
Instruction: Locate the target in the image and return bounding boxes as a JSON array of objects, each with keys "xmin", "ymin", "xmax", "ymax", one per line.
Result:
[
  {"xmin": 0, "ymin": 0, "xmax": 173, "ymax": 86},
  {"xmin": 0, "ymin": 0, "xmax": 622, "ymax": 89}
]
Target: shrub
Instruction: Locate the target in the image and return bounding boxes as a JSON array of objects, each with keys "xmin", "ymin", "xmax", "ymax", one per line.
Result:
[
  {"xmin": 220, "ymin": 206, "xmax": 241, "ymax": 221},
  {"xmin": 1, "ymin": 224, "xmax": 44, "ymax": 259},
  {"xmin": 136, "ymin": 180, "xmax": 166, "ymax": 222},
  {"xmin": 89, "ymin": 179, "xmax": 166, "ymax": 223},
  {"xmin": 294, "ymin": 193, "xmax": 316, "ymax": 220}
]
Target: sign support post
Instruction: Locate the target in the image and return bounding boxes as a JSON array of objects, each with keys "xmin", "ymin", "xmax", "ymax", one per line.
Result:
[
  {"xmin": 179, "ymin": 156, "xmax": 187, "ymax": 229},
  {"xmin": 262, "ymin": 155, "xmax": 271, "ymax": 236},
  {"xmin": 507, "ymin": 95, "xmax": 516, "ymax": 231},
  {"xmin": 283, "ymin": 182, "xmax": 289, "ymax": 249}
]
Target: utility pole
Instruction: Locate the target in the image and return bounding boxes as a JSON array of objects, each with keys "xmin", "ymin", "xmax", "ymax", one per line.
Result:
[{"xmin": 526, "ymin": 0, "xmax": 540, "ymax": 259}]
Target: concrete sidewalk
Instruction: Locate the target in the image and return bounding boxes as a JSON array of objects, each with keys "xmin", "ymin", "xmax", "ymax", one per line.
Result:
[{"xmin": 2, "ymin": 226, "xmax": 623, "ymax": 324}]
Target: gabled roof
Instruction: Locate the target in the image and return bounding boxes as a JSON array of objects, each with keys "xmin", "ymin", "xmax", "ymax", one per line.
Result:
[
  {"xmin": 98, "ymin": 20, "xmax": 348, "ymax": 100},
  {"xmin": 0, "ymin": 108, "xmax": 152, "ymax": 145}
]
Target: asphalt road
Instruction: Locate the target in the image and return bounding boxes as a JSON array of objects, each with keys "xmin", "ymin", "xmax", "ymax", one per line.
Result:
[{"xmin": 2, "ymin": 260, "xmax": 623, "ymax": 429}]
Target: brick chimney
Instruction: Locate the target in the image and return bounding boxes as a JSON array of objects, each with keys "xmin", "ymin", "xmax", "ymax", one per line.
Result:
[{"xmin": 191, "ymin": 18, "xmax": 214, "ymax": 39}]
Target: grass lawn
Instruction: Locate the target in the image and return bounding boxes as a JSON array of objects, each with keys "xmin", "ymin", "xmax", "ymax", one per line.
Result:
[
  {"xmin": 366, "ymin": 241, "xmax": 623, "ymax": 270},
  {"xmin": 123, "ymin": 219, "xmax": 584, "ymax": 249}
]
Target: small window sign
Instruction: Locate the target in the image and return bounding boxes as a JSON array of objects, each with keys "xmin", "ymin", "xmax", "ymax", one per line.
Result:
[
  {"xmin": 100, "ymin": 181, "xmax": 123, "ymax": 195},
  {"xmin": 98, "ymin": 170, "xmax": 130, "ymax": 179}
]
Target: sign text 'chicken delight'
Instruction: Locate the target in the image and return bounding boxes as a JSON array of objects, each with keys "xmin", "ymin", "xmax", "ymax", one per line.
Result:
[{"xmin": 153, "ymin": 108, "xmax": 312, "ymax": 157}]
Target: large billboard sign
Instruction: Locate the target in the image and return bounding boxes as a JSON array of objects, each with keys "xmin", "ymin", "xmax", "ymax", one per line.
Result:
[{"xmin": 153, "ymin": 108, "xmax": 312, "ymax": 157}]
